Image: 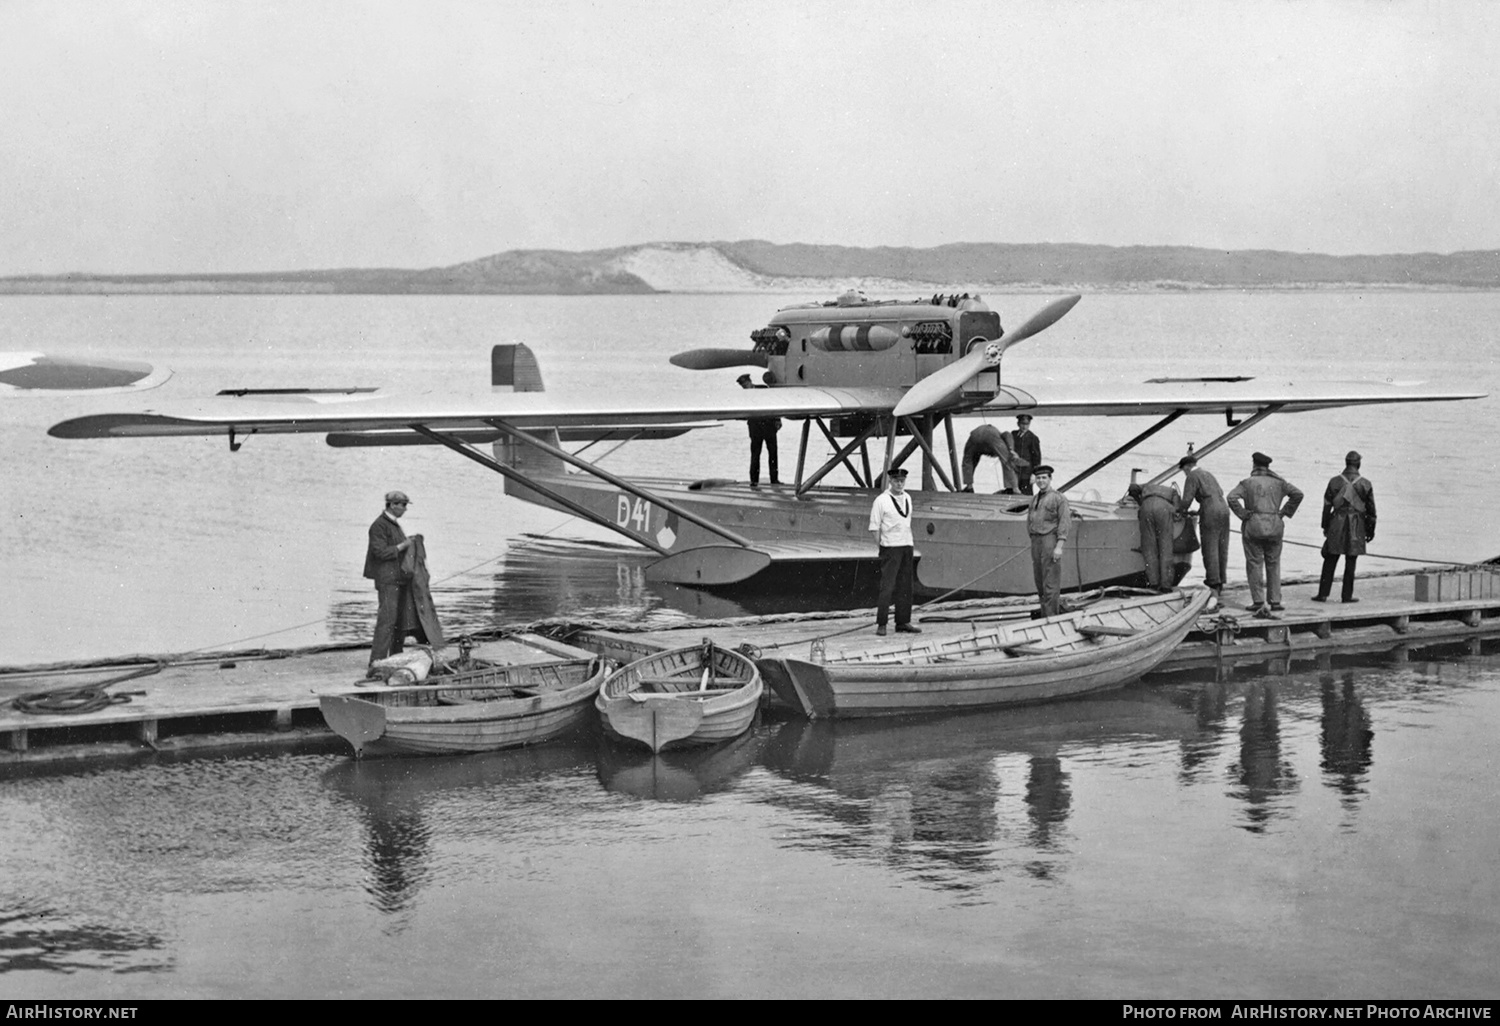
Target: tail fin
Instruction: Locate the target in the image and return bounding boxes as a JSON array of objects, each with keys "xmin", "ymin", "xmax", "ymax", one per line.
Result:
[
  {"xmin": 490, "ymin": 344, "xmax": 564, "ymax": 481},
  {"xmin": 492, "ymin": 343, "xmax": 545, "ymax": 392}
]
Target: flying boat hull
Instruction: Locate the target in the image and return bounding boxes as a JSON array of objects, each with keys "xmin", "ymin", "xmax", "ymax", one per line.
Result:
[{"xmin": 501, "ymin": 471, "xmax": 1149, "ymax": 594}]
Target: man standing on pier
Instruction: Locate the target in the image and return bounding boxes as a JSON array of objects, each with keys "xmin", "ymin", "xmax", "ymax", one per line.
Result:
[
  {"xmin": 1027, "ymin": 465, "xmax": 1071, "ymax": 617},
  {"xmin": 1227, "ymin": 453, "xmax": 1304, "ymax": 619},
  {"xmin": 364, "ymin": 490, "xmax": 425, "ymax": 672},
  {"xmin": 1313, "ymin": 451, "xmax": 1376, "ymax": 604},
  {"xmin": 1128, "ymin": 480, "xmax": 1179, "ymax": 591},
  {"xmin": 868, "ymin": 467, "xmax": 919, "ymax": 636},
  {"xmin": 1178, "ymin": 453, "xmax": 1232, "ymax": 603}
]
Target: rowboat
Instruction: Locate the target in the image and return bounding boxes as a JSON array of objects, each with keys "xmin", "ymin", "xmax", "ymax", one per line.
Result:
[
  {"xmin": 757, "ymin": 588, "xmax": 1213, "ymax": 719},
  {"xmin": 595, "ymin": 640, "xmax": 763, "ymax": 753},
  {"xmin": 320, "ymin": 656, "xmax": 612, "ymax": 758}
]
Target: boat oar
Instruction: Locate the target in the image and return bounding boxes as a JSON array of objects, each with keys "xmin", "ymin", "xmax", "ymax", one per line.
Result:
[{"xmin": 892, "ymin": 294, "xmax": 1081, "ymax": 418}]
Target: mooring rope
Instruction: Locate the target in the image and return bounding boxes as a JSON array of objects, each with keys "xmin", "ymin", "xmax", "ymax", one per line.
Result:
[{"xmin": 10, "ymin": 662, "xmax": 163, "ymax": 716}]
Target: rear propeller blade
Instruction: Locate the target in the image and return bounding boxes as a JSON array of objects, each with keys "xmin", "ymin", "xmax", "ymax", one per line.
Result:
[
  {"xmin": 669, "ymin": 349, "xmax": 771, "ymax": 371},
  {"xmin": 892, "ymin": 294, "xmax": 1081, "ymax": 418}
]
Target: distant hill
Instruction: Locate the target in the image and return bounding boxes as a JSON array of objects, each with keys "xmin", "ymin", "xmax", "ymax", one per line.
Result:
[{"xmin": 4, "ymin": 240, "xmax": 1499, "ymax": 294}]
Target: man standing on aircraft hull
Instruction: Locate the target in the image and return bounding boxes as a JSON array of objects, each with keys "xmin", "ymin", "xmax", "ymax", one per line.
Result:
[
  {"xmin": 1027, "ymin": 465, "xmax": 1071, "ymax": 617},
  {"xmin": 960, "ymin": 423, "xmax": 1022, "ymax": 493},
  {"xmin": 1012, "ymin": 415, "xmax": 1042, "ymax": 495},
  {"xmin": 1227, "ymin": 453, "xmax": 1304, "ymax": 619}
]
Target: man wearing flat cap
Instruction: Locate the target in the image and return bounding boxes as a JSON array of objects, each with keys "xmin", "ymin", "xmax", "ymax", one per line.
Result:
[
  {"xmin": 364, "ymin": 490, "xmax": 425, "ymax": 670},
  {"xmin": 868, "ymin": 467, "xmax": 919, "ymax": 636},
  {"xmin": 1227, "ymin": 453, "xmax": 1304, "ymax": 618},
  {"xmin": 1011, "ymin": 414, "xmax": 1042, "ymax": 495},
  {"xmin": 1027, "ymin": 465, "xmax": 1071, "ymax": 617},
  {"xmin": 1313, "ymin": 451, "xmax": 1376, "ymax": 604}
]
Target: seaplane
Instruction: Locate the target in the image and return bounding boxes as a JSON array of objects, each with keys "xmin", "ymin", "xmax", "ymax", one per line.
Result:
[{"xmin": 47, "ymin": 291, "xmax": 1484, "ymax": 597}]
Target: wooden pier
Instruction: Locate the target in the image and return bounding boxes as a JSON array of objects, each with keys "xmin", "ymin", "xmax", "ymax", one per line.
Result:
[{"xmin": 3, "ymin": 568, "xmax": 1498, "ymax": 768}]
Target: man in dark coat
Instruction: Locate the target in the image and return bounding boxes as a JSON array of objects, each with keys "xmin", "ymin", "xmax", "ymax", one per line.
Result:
[
  {"xmin": 1129, "ymin": 481, "xmax": 1179, "ymax": 591},
  {"xmin": 1312, "ymin": 451, "xmax": 1376, "ymax": 604},
  {"xmin": 364, "ymin": 490, "xmax": 424, "ymax": 671},
  {"xmin": 1227, "ymin": 452, "xmax": 1304, "ymax": 619},
  {"xmin": 1177, "ymin": 453, "xmax": 1232, "ymax": 600},
  {"xmin": 738, "ymin": 374, "xmax": 781, "ymax": 486},
  {"xmin": 1011, "ymin": 414, "xmax": 1042, "ymax": 495}
]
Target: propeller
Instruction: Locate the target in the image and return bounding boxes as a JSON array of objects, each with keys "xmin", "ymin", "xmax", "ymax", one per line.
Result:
[
  {"xmin": 669, "ymin": 348, "xmax": 770, "ymax": 371},
  {"xmin": 892, "ymin": 294, "xmax": 1081, "ymax": 418}
]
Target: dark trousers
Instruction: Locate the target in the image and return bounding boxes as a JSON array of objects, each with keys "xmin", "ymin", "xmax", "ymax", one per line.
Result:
[
  {"xmin": 1017, "ymin": 470, "xmax": 1034, "ymax": 496},
  {"xmin": 749, "ymin": 433, "xmax": 779, "ymax": 484},
  {"xmin": 371, "ymin": 582, "xmax": 425, "ymax": 663},
  {"xmin": 1199, "ymin": 505, "xmax": 1231, "ymax": 589},
  {"xmin": 876, "ymin": 545, "xmax": 914, "ymax": 628},
  {"xmin": 1318, "ymin": 554, "xmax": 1359, "ymax": 601},
  {"xmin": 1030, "ymin": 532, "xmax": 1062, "ymax": 617},
  {"xmin": 1139, "ymin": 500, "xmax": 1175, "ymax": 588}
]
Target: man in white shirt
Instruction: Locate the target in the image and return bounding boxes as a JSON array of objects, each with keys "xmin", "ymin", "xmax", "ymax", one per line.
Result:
[{"xmin": 868, "ymin": 467, "xmax": 920, "ymax": 636}]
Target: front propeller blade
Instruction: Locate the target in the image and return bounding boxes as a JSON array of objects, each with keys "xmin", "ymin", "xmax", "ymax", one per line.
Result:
[
  {"xmin": 669, "ymin": 349, "xmax": 771, "ymax": 371},
  {"xmin": 892, "ymin": 295, "xmax": 1081, "ymax": 418}
]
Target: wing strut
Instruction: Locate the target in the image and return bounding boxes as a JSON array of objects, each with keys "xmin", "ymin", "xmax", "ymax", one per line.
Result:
[
  {"xmin": 811, "ymin": 418, "xmax": 872, "ymax": 489},
  {"xmin": 410, "ymin": 424, "xmax": 671, "ymax": 555},
  {"xmin": 899, "ymin": 415, "xmax": 958, "ymax": 492},
  {"xmin": 1056, "ymin": 410, "xmax": 1187, "ymax": 494},
  {"xmin": 797, "ymin": 417, "xmax": 886, "ymax": 497},
  {"xmin": 1141, "ymin": 404, "xmax": 1286, "ymax": 487},
  {"xmin": 483, "ymin": 418, "xmax": 756, "ymax": 549}
]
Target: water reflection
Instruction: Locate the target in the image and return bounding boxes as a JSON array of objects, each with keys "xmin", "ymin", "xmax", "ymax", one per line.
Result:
[
  {"xmin": 322, "ymin": 740, "xmax": 596, "ymax": 920},
  {"xmin": 595, "ymin": 728, "xmax": 763, "ymax": 802},
  {"xmin": 1319, "ymin": 671, "xmax": 1373, "ymax": 825},
  {"xmin": 0, "ymin": 903, "xmax": 171, "ymax": 975},
  {"xmin": 753, "ymin": 694, "xmax": 1203, "ymax": 898},
  {"xmin": 1230, "ymin": 681, "xmax": 1300, "ymax": 833}
]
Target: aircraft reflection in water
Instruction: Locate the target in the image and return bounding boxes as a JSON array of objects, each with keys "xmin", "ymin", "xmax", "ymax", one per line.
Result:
[{"xmin": 324, "ymin": 535, "xmax": 881, "ymax": 646}]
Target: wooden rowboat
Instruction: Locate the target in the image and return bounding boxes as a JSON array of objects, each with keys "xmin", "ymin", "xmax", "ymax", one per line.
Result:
[
  {"xmin": 595, "ymin": 640, "xmax": 762, "ymax": 753},
  {"xmin": 758, "ymin": 588, "xmax": 1213, "ymax": 719},
  {"xmin": 320, "ymin": 657, "xmax": 611, "ymax": 758}
]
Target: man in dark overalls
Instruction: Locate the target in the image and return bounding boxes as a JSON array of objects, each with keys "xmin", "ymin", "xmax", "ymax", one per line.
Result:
[
  {"xmin": 1177, "ymin": 453, "xmax": 1232, "ymax": 603},
  {"xmin": 1129, "ymin": 481, "xmax": 1179, "ymax": 591},
  {"xmin": 1312, "ymin": 450, "xmax": 1376, "ymax": 604}
]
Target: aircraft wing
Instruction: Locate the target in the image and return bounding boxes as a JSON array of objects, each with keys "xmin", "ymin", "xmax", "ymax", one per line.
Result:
[
  {"xmin": 47, "ymin": 385, "xmax": 910, "ymax": 439},
  {"xmin": 982, "ymin": 377, "xmax": 1486, "ymax": 417},
  {"xmin": 47, "ymin": 376, "xmax": 1485, "ymax": 441}
]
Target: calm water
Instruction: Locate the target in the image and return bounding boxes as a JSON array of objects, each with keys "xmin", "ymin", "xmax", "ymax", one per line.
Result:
[{"xmin": 1, "ymin": 292, "xmax": 1498, "ymax": 997}]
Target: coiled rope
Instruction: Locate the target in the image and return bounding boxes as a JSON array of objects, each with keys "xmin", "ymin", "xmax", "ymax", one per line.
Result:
[{"xmin": 10, "ymin": 662, "xmax": 162, "ymax": 716}]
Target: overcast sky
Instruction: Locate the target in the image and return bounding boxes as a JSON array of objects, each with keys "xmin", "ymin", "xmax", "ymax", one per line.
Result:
[{"xmin": 4, "ymin": 0, "xmax": 1498, "ymax": 274}]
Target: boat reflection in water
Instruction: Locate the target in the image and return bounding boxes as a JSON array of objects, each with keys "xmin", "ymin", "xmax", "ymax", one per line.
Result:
[{"xmin": 594, "ymin": 727, "xmax": 765, "ymax": 803}]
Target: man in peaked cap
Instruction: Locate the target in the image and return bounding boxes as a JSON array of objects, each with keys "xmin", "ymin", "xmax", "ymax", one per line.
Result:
[
  {"xmin": 1312, "ymin": 450, "xmax": 1376, "ymax": 604},
  {"xmin": 1026, "ymin": 465, "xmax": 1071, "ymax": 617},
  {"xmin": 364, "ymin": 489, "xmax": 424, "ymax": 672},
  {"xmin": 868, "ymin": 467, "xmax": 919, "ymax": 636},
  {"xmin": 1227, "ymin": 453, "xmax": 1304, "ymax": 619},
  {"xmin": 1011, "ymin": 414, "xmax": 1042, "ymax": 495}
]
